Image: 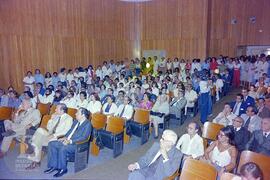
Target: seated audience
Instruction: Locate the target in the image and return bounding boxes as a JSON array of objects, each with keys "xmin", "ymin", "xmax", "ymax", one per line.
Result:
[
  {"xmin": 231, "ymin": 93, "xmax": 247, "ymax": 116},
  {"xmin": 87, "ymin": 93, "xmax": 102, "ymax": 114},
  {"xmin": 44, "ymin": 108, "xmax": 92, "ymax": 177},
  {"xmin": 248, "ymin": 85, "xmax": 259, "ymax": 100},
  {"xmin": 128, "ymin": 130, "xmax": 183, "ymax": 180},
  {"xmin": 52, "ymin": 90, "xmax": 63, "ymax": 105},
  {"xmin": 102, "ymin": 95, "xmax": 118, "ymax": 116},
  {"xmin": 232, "ymin": 162, "xmax": 263, "ymax": 180},
  {"xmin": 7, "ymin": 90, "xmax": 21, "ymax": 109},
  {"xmin": 38, "ymin": 88, "xmax": 54, "ymax": 104},
  {"xmin": 115, "ymin": 96, "xmax": 134, "ymax": 121},
  {"xmin": 26, "ymin": 104, "xmax": 73, "ymax": 169},
  {"xmin": 184, "ymin": 84, "xmax": 198, "ymax": 115},
  {"xmin": 240, "ymin": 106, "xmax": 261, "ymax": 133},
  {"xmin": 202, "ymin": 126, "xmax": 237, "ymax": 177},
  {"xmin": 170, "ymin": 90, "xmax": 187, "ymax": 119},
  {"xmin": 213, "ymin": 103, "xmax": 237, "ymax": 126},
  {"xmin": 228, "ymin": 117, "xmax": 250, "ymax": 152},
  {"xmin": 75, "ymin": 91, "xmax": 88, "ymax": 109},
  {"xmin": 138, "ymin": 93, "xmax": 153, "ymax": 110},
  {"xmin": 176, "ymin": 122, "xmax": 204, "ymax": 159},
  {"xmin": 246, "ymin": 117, "xmax": 270, "ymax": 156},
  {"xmin": 150, "ymin": 94, "xmax": 170, "ymax": 138},
  {"xmin": 0, "ymin": 100, "xmax": 41, "ymax": 158}
]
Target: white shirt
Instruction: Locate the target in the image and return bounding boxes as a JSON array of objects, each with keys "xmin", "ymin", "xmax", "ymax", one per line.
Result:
[
  {"xmin": 115, "ymin": 104, "xmax": 134, "ymax": 120},
  {"xmin": 199, "ymin": 81, "xmax": 209, "ymax": 93},
  {"xmin": 87, "ymin": 100, "xmax": 102, "ymax": 114},
  {"xmin": 102, "ymin": 102, "xmax": 118, "ymax": 115},
  {"xmin": 47, "ymin": 113, "xmax": 73, "ymax": 138},
  {"xmin": 39, "ymin": 94, "xmax": 54, "ymax": 104},
  {"xmin": 176, "ymin": 133, "xmax": 204, "ymax": 159},
  {"xmin": 185, "ymin": 90, "xmax": 198, "ymax": 107},
  {"xmin": 76, "ymin": 99, "xmax": 89, "ymax": 109},
  {"xmin": 60, "ymin": 97, "xmax": 77, "ymax": 109},
  {"xmin": 213, "ymin": 112, "xmax": 237, "ymax": 126}
]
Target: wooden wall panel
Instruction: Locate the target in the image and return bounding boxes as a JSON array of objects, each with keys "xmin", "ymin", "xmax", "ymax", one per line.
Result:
[{"xmin": 208, "ymin": 0, "xmax": 270, "ymax": 57}]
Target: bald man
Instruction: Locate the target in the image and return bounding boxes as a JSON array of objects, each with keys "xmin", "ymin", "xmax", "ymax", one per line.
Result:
[
  {"xmin": 0, "ymin": 99, "xmax": 41, "ymax": 158},
  {"xmin": 246, "ymin": 118, "xmax": 270, "ymax": 156},
  {"xmin": 128, "ymin": 130, "xmax": 183, "ymax": 180}
]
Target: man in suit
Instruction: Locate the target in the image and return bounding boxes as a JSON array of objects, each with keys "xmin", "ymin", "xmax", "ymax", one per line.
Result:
[
  {"xmin": 0, "ymin": 99, "xmax": 41, "ymax": 158},
  {"xmin": 128, "ymin": 130, "xmax": 183, "ymax": 180},
  {"xmin": 170, "ymin": 90, "xmax": 187, "ymax": 121},
  {"xmin": 230, "ymin": 93, "xmax": 247, "ymax": 116},
  {"xmin": 115, "ymin": 96, "xmax": 134, "ymax": 121},
  {"xmin": 257, "ymin": 97, "xmax": 270, "ymax": 119},
  {"xmin": 44, "ymin": 107, "xmax": 92, "ymax": 177},
  {"xmin": 240, "ymin": 106, "xmax": 262, "ymax": 133},
  {"xmin": 228, "ymin": 117, "xmax": 250, "ymax": 152},
  {"xmin": 246, "ymin": 117, "xmax": 270, "ymax": 156},
  {"xmin": 26, "ymin": 103, "xmax": 73, "ymax": 169},
  {"xmin": 242, "ymin": 88, "xmax": 255, "ymax": 107}
]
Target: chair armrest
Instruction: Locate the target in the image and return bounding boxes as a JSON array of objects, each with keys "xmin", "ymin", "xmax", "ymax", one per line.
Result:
[{"xmin": 75, "ymin": 136, "xmax": 91, "ymax": 145}]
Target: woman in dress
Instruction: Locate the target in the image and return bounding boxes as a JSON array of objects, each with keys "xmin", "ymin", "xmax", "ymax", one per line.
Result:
[
  {"xmin": 233, "ymin": 59, "xmax": 241, "ymax": 87},
  {"xmin": 202, "ymin": 126, "xmax": 237, "ymax": 178},
  {"xmin": 138, "ymin": 93, "xmax": 153, "ymax": 110}
]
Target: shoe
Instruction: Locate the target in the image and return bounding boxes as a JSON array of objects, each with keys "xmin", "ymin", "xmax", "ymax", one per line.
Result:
[
  {"xmin": 2, "ymin": 130, "xmax": 16, "ymax": 137},
  {"xmin": 44, "ymin": 167, "xmax": 58, "ymax": 174},
  {"xmin": 154, "ymin": 135, "xmax": 159, "ymax": 139},
  {"xmin": 25, "ymin": 161, "xmax": 40, "ymax": 170},
  {"xmin": 53, "ymin": 169, "xmax": 67, "ymax": 177}
]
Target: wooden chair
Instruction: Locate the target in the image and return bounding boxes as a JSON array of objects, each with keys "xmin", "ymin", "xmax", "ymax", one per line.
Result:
[
  {"xmin": 37, "ymin": 103, "xmax": 51, "ymax": 117},
  {"xmin": 0, "ymin": 106, "xmax": 13, "ymax": 120},
  {"xmin": 126, "ymin": 108, "xmax": 150, "ymax": 145},
  {"xmin": 96, "ymin": 116, "xmax": 125, "ymax": 157},
  {"xmin": 90, "ymin": 113, "xmax": 107, "ymax": 156},
  {"xmin": 202, "ymin": 122, "xmax": 224, "ymax": 149},
  {"xmin": 220, "ymin": 172, "xmax": 239, "ymax": 180},
  {"xmin": 180, "ymin": 159, "xmax": 217, "ymax": 180},
  {"xmin": 67, "ymin": 108, "xmax": 77, "ymax": 119},
  {"xmin": 39, "ymin": 115, "xmax": 51, "ymax": 129},
  {"xmin": 49, "ymin": 104, "xmax": 57, "ymax": 114},
  {"xmin": 237, "ymin": 150, "xmax": 270, "ymax": 179}
]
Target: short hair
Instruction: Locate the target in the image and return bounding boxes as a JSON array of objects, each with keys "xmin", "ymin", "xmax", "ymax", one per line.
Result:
[
  {"xmin": 79, "ymin": 108, "xmax": 90, "ymax": 119},
  {"xmin": 236, "ymin": 93, "xmax": 244, "ymax": 100},
  {"xmin": 80, "ymin": 91, "xmax": 87, "ymax": 98},
  {"xmin": 163, "ymin": 130, "xmax": 178, "ymax": 145},
  {"xmin": 24, "ymin": 91, "xmax": 34, "ymax": 98},
  {"xmin": 240, "ymin": 162, "xmax": 263, "ymax": 180},
  {"xmin": 58, "ymin": 103, "xmax": 68, "ymax": 113},
  {"xmin": 247, "ymin": 105, "xmax": 257, "ymax": 114},
  {"xmin": 189, "ymin": 121, "xmax": 202, "ymax": 136}
]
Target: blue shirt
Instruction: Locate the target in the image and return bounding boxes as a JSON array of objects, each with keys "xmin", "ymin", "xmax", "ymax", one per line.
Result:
[{"xmin": 34, "ymin": 74, "xmax": 45, "ymax": 85}]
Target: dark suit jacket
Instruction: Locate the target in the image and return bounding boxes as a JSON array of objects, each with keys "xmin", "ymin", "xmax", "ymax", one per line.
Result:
[
  {"xmin": 230, "ymin": 101, "xmax": 247, "ymax": 116},
  {"xmin": 246, "ymin": 130, "xmax": 270, "ymax": 156},
  {"xmin": 137, "ymin": 142, "xmax": 183, "ymax": 180},
  {"xmin": 243, "ymin": 96, "xmax": 255, "ymax": 107},
  {"xmin": 258, "ymin": 107, "xmax": 270, "ymax": 119},
  {"xmin": 65, "ymin": 119, "xmax": 92, "ymax": 144},
  {"xmin": 228, "ymin": 125, "xmax": 250, "ymax": 152}
]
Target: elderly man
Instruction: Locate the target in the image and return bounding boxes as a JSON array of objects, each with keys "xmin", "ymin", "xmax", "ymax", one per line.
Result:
[
  {"xmin": 44, "ymin": 108, "xmax": 92, "ymax": 177},
  {"xmin": 170, "ymin": 90, "xmax": 187, "ymax": 122},
  {"xmin": 128, "ymin": 130, "xmax": 183, "ymax": 180},
  {"xmin": 228, "ymin": 117, "xmax": 250, "ymax": 152},
  {"xmin": 184, "ymin": 84, "xmax": 198, "ymax": 116},
  {"xmin": 0, "ymin": 99, "xmax": 41, "ymax": 158},
  {"xmin": 240, "ymin": 106, "xmax": 261, "ymax": 133},
  {"xmin": 246, "ymin": 118, "xmax": 270, "ymax": 156},
  {"xmin": 26, "ymin": 103, "xmax": 73, "ymax": 169}
]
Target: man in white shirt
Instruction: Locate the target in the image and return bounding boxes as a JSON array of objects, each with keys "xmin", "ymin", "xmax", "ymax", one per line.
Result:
[
  {"xmin": 184, "ymin": 84, "xmax": 198, "ymax": 115},
  {"xmin": 213, "ymin": 103, "xmax": 237, "ymax": 126},
  {"xmin": 176, "ymin": 122, "xmax": 204, "ymax": 159},
  {"xmin": 115, "ymin": 96, "xmax": 134, "ymax": 120},
  {"xmin": 26, "ymin": 104, "xmax": 73, "ymax": 168},
  {"xmin": 128, "ymin": 130, "xmax": 183, "ymax": 180}
]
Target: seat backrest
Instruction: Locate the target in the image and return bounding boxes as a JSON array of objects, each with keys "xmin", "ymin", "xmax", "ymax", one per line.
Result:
[
  {"xmin": 106, "ymin": 116, "xmax": 124, "ymax": 134},
  {"xmin": 220, "ymin": 172, "xmax": 239, "ymax": 180},
  {"xmin": 180, "ymin": 159, "xmax": 217, "ymax": 180},
  {"xmin": 133, "ymin": 108, "xmax": 150, "ymax": 125},
  {"xmin": 37, "ymin": 103, "xmax": 51, "ymax": 116},
  {"xmin": 202, "ymin": 122, "xmax": 224, "ymax": 141},
  {"xmin": 40, "ymin": 115, "xmax": 51, "ymax": 129},
  {"xmin": 91, "ymin": 113, "xmax": 107, "ymax": 129},
  {"xmin": 67, "ymin": 108, "xmax": 77, "ymax": 119},
  {"xmin": 0, "ymin": 107, "xmax": 13, "ymax": 120},
  {"xmin": 49, "ymin": 104, "xmax": 57, "ymax": 114},
  {"xmin": 237, "ymin": 150, "xmax": 270, "ymax": 179}
]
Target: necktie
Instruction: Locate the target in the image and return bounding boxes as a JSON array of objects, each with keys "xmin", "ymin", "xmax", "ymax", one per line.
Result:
[
  {"xmin": 52, "ymin": 117, "xmax": 61, "ymax": 134},
  {"xmin": 105, "ymin": 104, "xmax": 111, "ymax": 113},
  {"xmin": 119, "ymin": 105, "xmax": 126, "ymax": 117},
  {"xmin": 244, "ymin": 117, "xmax": 251, "ymax": 129}
]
